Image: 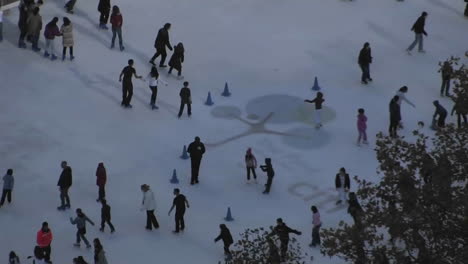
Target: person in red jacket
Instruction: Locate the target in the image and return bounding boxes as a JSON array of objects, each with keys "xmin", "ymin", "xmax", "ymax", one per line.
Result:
[
  {"xmin": 96, "ymin": 162, "xmax": 107, "ymax": 202},
  {"xmin": 36, "ymin": 222, "xmax": 53, "ymax": 264},
  {"xmin": 110, "ymin": 5, "xmax": 124, "ymax": 51}
]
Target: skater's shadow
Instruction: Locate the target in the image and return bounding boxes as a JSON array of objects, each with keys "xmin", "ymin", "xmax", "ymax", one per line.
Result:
[{"xmin": 366, "ymin": 21, "xmax": 401, "ymax": 47}]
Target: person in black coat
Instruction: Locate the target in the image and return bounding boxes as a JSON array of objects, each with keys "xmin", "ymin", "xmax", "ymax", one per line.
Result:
[
  {"xmin": 214, "ymin": 224, "xmax": 234, "ymax": 257},
  {"xmin": 98, "ymin": 0, "xmax": 111, "ymax": 29},
  {"xmin": 149, "ymin": 23, "xmax": 172, "ymax": 67},
  {"xmin": 57, "ymin": 161, "xmax": 72, "ymax": 210},
  {"xmin": 347, "ymin": 192, "xmax": 363, "ymax": 225},
  {"xmin": 268, "ymin": 218, "xmax": 301, "ymax": 261},
  {"xmin": 358, "ymin": 42, "xmax": 372, "ymax": 84},
  {"xmin": 451, "ymin": 98, "xmax": 467, "ymax": 128},
  {"xmin": 187, "ymin": 136, "xmax": 206, "ymax": 185},
  {"xmin": 335, "ymin": 167, "xmax": 350, "ymax": 204},
  {"xmin": 177, "ymin": 81, "xmax": 192, "ymax": 118},
  {"xmin": 432, "ymin": 100, "xmax": 447, "ymax": 128},
  {"xmin": 260, "ymin": 158, "xmax": 275, "ymax": 194},
  {"xmin": 99, "ymin": 199, "xmax": 115, "ymax": 233},
  {"xmin": 389, "ymin": 95, "xmax": 401, "ymax": 138},
  {"xmin": 465, "ymin": 0, "xmax": 468, "ymax": 17},
  {"xmin": 119, "ymin": 59, "xmax": 142, "ymax": 108},
  {"xmin": 407, "ymin": 12, "xmax": 428, "ymax": 54},
  {"xmin": 18, "ymin": 0, "xmax": 31, "ymax": 48},
  {"xmin": 168, "ymin": 42, "xmax": 185, "ymax": 79}
]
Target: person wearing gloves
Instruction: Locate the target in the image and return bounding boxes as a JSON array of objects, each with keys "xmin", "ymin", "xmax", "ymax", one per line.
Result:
[
  {"xmin": 335, "ymin": 167, "xmax": 350, "ymax": 205},
  {"xmin": 214, "ymin": 224, "xmax": 234, "ymax": 258},
  {"xmin": 146, "ymin": 66, "xmax": 168, "ymax": 110},
  {"xmin": 245, "ymin": 148, "xmax": 257, "ymax": 182},
  {"xmin": 406, "ymin": 12, "xmax": 428, "ymax": 54},
  {"xmin": 140, "ymin": 184, "xmax": 159, "ymax": 230},
  {"xmin": 70, "ymin": 208, "xmax": 95, "ymax": 248},
  {"xmin": 0, "ymin": 169, "xmax": 14, "ymax": 207}
]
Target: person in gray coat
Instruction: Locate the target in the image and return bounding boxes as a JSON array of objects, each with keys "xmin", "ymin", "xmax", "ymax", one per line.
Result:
[
  {"xmin": 70, "ymin": 208, "xmax": 95, "ymax": 248},
  {"xmin": 0, "ymin": 169, "xmax": 14, "ymax": 207},
  {"xmin": 27, "ymin": 7, "xmax": 42, "ymax": 52}
]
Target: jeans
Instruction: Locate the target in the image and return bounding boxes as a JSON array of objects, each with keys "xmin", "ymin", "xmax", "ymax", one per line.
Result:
[
  {"xmin": 190, "ymin": 157, "xmax": 202, "ymax": 184},
  {"xmin": 60, "ymin": 187, "xmax": 70, "ymax": 207},
  {"xmin": 122, "ymin": 81, "xmax": 133, "ymax": 106},
  {"xmin": 149, "ymin": 86, "xmax": 158, "ymax": 105},
  {"xmin": 360, "ymin": 64, "xmax": 370, "ymax": 82},
  {"xmin": 311, "ymin": 224, "xmax": 321, "ymax": 246},
  {"xmin": 76, "ymin": 229, "xmax": 89, "ymax": 246},
  {"xmin": 357, "ymin": 128, "xmax": 367, "ymax": 143},
  {"xmin": 0, "ymin": 189, "xmax": 12, "ymax": 205},
  {"xmin": 440, "ymin": 79, "xmax": 450, "ymax": 95},
  {"xmin": 111, "ymin": 27, "xmax": 123, "ymax": 47},
  {"xmin": 0, "ymin": 23, "xmax": 3, "ymax": 42},
  {"xmin": 101, "ymin": 217, "xmax": 115, "ymax": 232},
  {"xmin": 146, "ymin": 210, "xmax": 159, "ymax": 230},
  {"xmin": 150, "ymin": 47, "xmax": 167, "ymax": 66},
  {"xmin": 247, "ymin": 167, "xmax": 257, "ymax": 180},
  {"xmin": 175, "ymin": 211, "xmax": 185, "ymax": 232},
  {"xmin": 45, "ymin": 39, "xmax": 56, "ymax": 56},
  {"xmin": 408, "ymin": 33, "xmax": 424, "ymax": 51},
  {"xmin": 178, "ymin": 102, "xmax": 192, "ymax": 117}
]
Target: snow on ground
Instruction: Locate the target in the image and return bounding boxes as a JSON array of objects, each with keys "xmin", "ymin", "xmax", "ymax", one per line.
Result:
[{"xmin": 0, "ymin": 0, "xmax": 467, "ymax": 263}]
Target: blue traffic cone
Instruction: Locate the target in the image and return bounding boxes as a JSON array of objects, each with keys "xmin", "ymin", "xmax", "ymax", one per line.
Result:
[
  {"xmin": 180, "ymin": 145, "xmax": 189, "ymax": 160},
  {"xmin": 312, "ymin": 77, "xmax": 321, "ymax": 91},
  {"xmin": 205, "ymin": 92, "xmax": 214, "ymax": 106},
  {"xmin": 221, "ymin": 82, "xmax": 231, "ymax": 97},
  {"xmin": 170, "ymin": 169, "xmax": 179, "ymax": 184},
  {"xmin": 224, "ymin": 207, "xmax": 234, "ymax": 221}
]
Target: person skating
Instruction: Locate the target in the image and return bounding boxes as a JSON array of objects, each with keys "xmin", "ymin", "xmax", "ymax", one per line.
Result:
[
  {"xmin": 57, "ymin": 161, "xmax": 72, "ymax": 210},
  {"xmin": 245, "ymin": 147, "xmax": 257, "ymax": 182},
  {"xmin": 36, "ymin": 222, "xmax": 53, "ymax": 264},
  {"xmin": 60, "ymin": 17, "xmax": 74, "ymax": 61},
  {"xmin": 389, "ymin": 95, "xmax": 401, "ymax": 138},
  {"xmin": 73, "ymin": 256, "xmax": 88, "ymax": 264},
  {"xmin": 9, "ymin": 251, "xmax": 20, "ymax": 264},
  {"xmin": 110, "ymin": 5, "xmax": 124, "ymax": 51},
  {"xmin": 432, "ymin": 100, "xmax": 447, "ymax": 129},
  {"xmin": 356, "ymin": 108, "xmax": 368, "ymax": 146},
  {"xmin": 140, "ymin": 184, "xmax": 159, "ymax": 230},
  {"xmin": 146, "ymin": 66, "xmax": 168, "ymax": 110},
  {"xmin": 395, "ymin": 86, "xmax": 415, "ymax": 129},
  {"xmin": 168, "ymin": 188, "xmax": 190, "ymax": 233},
  {"xmin": 440, "ymin": 61, "xmax": 453, "ymax": 97},
  {"xmin": 98, "ymin": 0, "xmax": 111, "ymax": 29},
  {"xmin": 149, "ymin": 23, "xmax": 172, "ymax": 67},
  {"xmin": 260, "ymin": 158, "xmax": 275, "ymax": 194},
  {"xmin": 304, "ymin": 92, "xmax": 325, "ymax": 129},
  {"xmin": 0, "ymin": 169, "xmax": 14, "ymax": 207},
  {"xmin": 309, "ymin": 206, "xmax": 322, "ymax": 247},
  {"xmin": 335, "ymin": 167, "xmax": 350, "ymax": 205},
  {"xmin": 119, "ymin": 59, "xmax": 142, "ymax": 108},
  {"xmin": 43, "ymin": 17, "xmax": 62, "ymax": 60},
  {"xmin": 214, "ymin": 224, "xmax": 234, "ymax": 259},
  {"xmin": 70, "ymin": 208, "xmax": 95, "ymax": 248},
  {"xmin": 187, "ymin": 136, "xmax": 205, "ymax": 185},
  {"xmin": 93, "ymin": 239, "xmax": 108, "ymax": 264},
  {"xmin": 168, "ymin": 42, "xmax": 185, "ymax": 79},
  {"xmin": 99, "ymin": 199, "xmax": 115, "ymax": 233},
  {"xmin": 27, "ymin": 6, "xmax": 42, "ymax": 52},
  {"xmin": 406, "ymin": 12, "xmax": 428, "ymax": 54},
  {"xmin": 268, "ymin": 218, "xmax": 301, "ymax": 261},
  {"xmin": 451, "ymin": 98, "xmax": 467, "ymax": 128},
  {"xmin": 348, "ymin": 192, "xmax": 363, "ymax": 226},
  {"xmin": 18, "ymin": 0, "xmax": 29, "ymax": 48},
  {"xmin": 358, "ymin": 42, "xmax": 372, "ymax": 84},
  {"xmin": 95, "ymin": 162, "xmax": 106, "ymax": 202},
  {"xmin": 177, "ymin": 81, "xmax": 192, "ymax": 118},
  {"xmin": 64, "ymin": 0, "xmax": 77, "ymax": 14}
]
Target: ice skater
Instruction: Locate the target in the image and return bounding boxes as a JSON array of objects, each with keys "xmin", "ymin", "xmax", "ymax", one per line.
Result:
[
  {"xmin": 260, "ymin": 158, "xmax": 275, "ymax": 194},
  {"xmin": 110, "ymin": 5, "xmax": 124, "ymax": 51},
  {"xmin": 0, "ymin": 169, "xmax": 14, "ymax": 207},
  {"xmin": 356, "ymin": 108, "xmax": 368, "ymax": 146},
  {"xmin": 440, "ymin": 61, "xmax": 453, "ymax": 97},
  {"xmin": 451, "ymin": 98, "xmax": 467, "ymax": 128},
  {"xmin": 27, "ymin": 7, "xmax": 42, "ymax": 52},
  {"xmin": 96, "ymin": 162, "xmax": 106, "ymax": 202},
  {"xmin": 358, "ymin": 42, "xmax": 372, "ymax": 84},
  {"xmin": 98, "ymin": 0, "xmax": 111, "ymax": 29},
  {"xmin": 268, "ymin": 218, "xmax": 302, "ymax": 261},
  {"xmin": 168, "ymin": 188, "xmax": 190, "ymax": 233},
  {"xmin": 395, "ymin": 86, "xmax": 415, "ymax": 129},
  {"xmin": 389, "ymin": 96, "xmax": 401, "ymax": 138},
  {"xmin": 57, "ymin": 161, "xmax": 72, "ymax": 210},
  {"xmin": 335, "ymin": 167, "xmax": 350, "ymax": 205},
  {"xmin": 93, "ymin": 239, "xmax": 108, "ymax": 264},
  {"xmin": 187, "ymin": 136, "xmax": 206, "ymax": 185},
  {"xmin": 348, "ymin": 192, "xmax": 363, "ymax": 225},
  {"xmin": 304, "ymin": 92, "xmax": 325, "ymax": 129},
  {"xmin": 177, "ymin": 81, "xmax": 192, "ymax": 118},
  {"xmin": 309, "ymin": 205, "xmax": 321, "ymax": 247},
  {"xmin": 432, "ymin": 100, "xmax": 447, "ymax": 129},
  {"xmin": 140, "ymin": 184, "xmax": 159, "ymax": 230},
  {"xmin": 70, "ymin": 208, "xmax": 95, "ymax": 248},
  {"xmin": 245, "ymin": 147, "xmax": 257, "ymax": 182},
  {"xmin": 60, "ymin": 17, "xmax": 74, "ymax": 61},
  {"xmin": 99, "ymin": 199, "xmax": 115, "ymax": 233},
  {"xmin": 214, "ymin": 224, "xmax": 234, "ymax": 259},
  {"xmin": 36, "ymin": 222, "xmax": 53, "ymax": 264},
  {"xmin": 168, "ymin": 42, "xmax": 185, "ymax": 79},
  {"xmin": 119, "ymin": 59, "xmax": 143, "ymax": 108},
  {"xmin": 43, "ymin": 17, "xmax": 62, "ymax": 60},
  {"xmin": 406, "ymin": 12, "xmax": 428, "ymax": 54},
  {"xmin": 146, "ymin": 66, "xmax": 168, "ymax": 110},
  {"xmin": 149, "ymin": 23, "xmax": 172, "ymax": 67}
]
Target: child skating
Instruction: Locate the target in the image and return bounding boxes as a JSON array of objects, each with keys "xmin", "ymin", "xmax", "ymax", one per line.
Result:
[
  {"xmin": 304, "ymin": 92, "xmax": 325, "ymax": 129},
  {"xmin": 70, "ymin": 208, "xmax": 95, "ymax": 248},
  {"xmin": 356, "ymin": 108, "xmax": 368, "ymax": 146}
]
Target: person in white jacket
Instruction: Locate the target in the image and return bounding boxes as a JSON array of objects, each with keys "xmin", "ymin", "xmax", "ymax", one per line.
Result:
[
  {"xmin": 140, "ymin": 184, "xmax": 159, "ymax": 230},
  {"xmin": 146, "ymin": 66, "xmax": 168, "ymax": 110},
  {"xmin": 395, "ymin": 86, "xmax": 415, "ymax": 128}
]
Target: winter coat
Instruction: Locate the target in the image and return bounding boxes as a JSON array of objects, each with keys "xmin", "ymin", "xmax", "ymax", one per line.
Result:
[
  {"xmin": 348, "ymin": 198, "xmax": 363, "ymax": 216},
  {"xmin": 98, "ymin": 0, "xmax": 111, "ymax": 12},
  {"xmin": 70, "ymin": 214, "xmax": 94, "ymax": 230},
  {"xmin": 434, "ymin": 104, "xmax": 447, "ymax": 118},
  {"xmin": 441, "ymin": 64, "xmax": 453, "ymax": 80},
  {"xmin": 101, "ymin": 204, "xmax": 111, "ymax": 220},
  {"xmin": 44, "ymin": 22, "xmax": 61, "ymax": 40},
  {"xmin": 245, "ymin": 153, "xmax": 257, "ymax": 168},
  {"xmin": 154, "ymin": 27, "xmax": 171, "ymax": 50},
  {"xmin": 270, "ymin": 223, "xmax": 301, "ymax": 242},
  {"xmin": 187, "ymin": 141, "xmax": 206, "ymax": 158},
  {"xmin": 389, "ymin": 100, "xmax": 401, "ymax": 122},
  {"xmin": 335, "ymin": 173, "xmax": 350, "ymax": 189},
  {"xmin": 37, "ymin": 229, "xmax": 53, "ymax": 248},
  {"xmin": 358, "ymin": 47, "xmax": 372, "ymax": 65},
  {"xmin": 179, "ymin": 87, "xmax": 191, "ymax": 104},
  {"xmin": 60, "ymin": 24, "xmax": 73, "ymax": 47},
  {"xmin": 27, "ymin": 13, "xmax": 43, "ymax": 36},
  {"xmin": 260, "ymin": 164, "xmax": 275, "ymax": 178},
  {"xmin": 57, "ymin": 166, "xmax": 72, "ymax": 188},
  {"xmin": 96, "ymin": 164, "xmax": 107, "ymax": 187},
  {"xmin": 215, "ymin": 227, "xmax": 234, "ymax": 245},
  {"xmin": 452, "ymin": 100, "xmax": 468, "ymax": 115},
  {"xmin": 110, "ymin": 13, "xmax": 122, "ymax": 28},
  {"xmin": 411, "ymin": 16, "xmax": 427, "ymax": 35},
  {"xmin": 94, "ymin": 248, "xmax": 108, "ymax": 264},
  {"xmin": 168, "ymin": 45, "xmax": 185, "ymax": 71},
  {"xmin": 141, "ymin": 189, "xmax": 156, "ymax": 211},
  {"xmin": 2, "ymin": 173, "xmax": 14, "ymax": 190},
  {"xmin": 357, "ymin": 114, "xmax": 367, "ymax": 131}
]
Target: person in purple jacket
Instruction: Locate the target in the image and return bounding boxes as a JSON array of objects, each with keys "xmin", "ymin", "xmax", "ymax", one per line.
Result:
[
  {"xmin": 356, "ymin": 108, "xmax": 368, "ymax": 146},
  {"xmin": 44, "ymin": 17, "xmax": 62, "ymax": 60}
]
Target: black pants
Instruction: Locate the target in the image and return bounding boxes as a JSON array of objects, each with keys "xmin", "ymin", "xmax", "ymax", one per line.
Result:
[
  {"xmin": 168, "ymin": 66, "xmax": 182, "ymax": 76},
  {"xmin": 279, "ymin": 239, "xmax": 289, "ymax": 259},
  {"xmin": 190, "ymin": 157, "xmax": 202, "ymax": 184},
  {"xmin": 99, "ymin": 10, "xmax": 110, "ymax": 24},
  {"xmin": 62, "ymin": 47, "xmax": 74, "ymax": 57},
  {"xmin": 149, "ymin": 86, "xmax": 158, "ymax": 105},
  {"xmin": 146, "ymin": 210, "xmax": 159, "ymax": 230},
  {"xmin": 223, "ymin": 242, "xmax": 232, "ymax": 255},
  {"xmin": 0, "ymin": 189, "xmax": 12, "ymax": 205},
  {"xmin": 39, "ymin": 245, "xmax": 51, "ymax": 262},
  {"xmin": 65, "ymin": 0, "xmax": 77, "ymax": 11},
  {"xmin": 60, "ymin": 187, "xmax": 70, "ymax": 207},
  {"xmin": 101, "ymin": 217, "xmax": 115, "ymax": 232},
  {"xmin": 98, "ymin": 186, "xmax": 105, "ymax": 201},
  {"xmin": 247, "ymin": 167, "xmax": 257, "ymax": 180},
  {"xmin": 437, "ymin": 114, "xmax": 447, "ymax": 128},
  {"xmin": 456, "ymin": 113, "xmax": 467, "ymax": 128},
  {"xmin": 311, "ymin": 224, "xmax": 321, "ymax": 246},
  {"xmin": 150, "ymin": 47, "xmax": 167, "ymax": 66},
  {"xmin": 178, "ymin": 102, "xmax": 191, "ymax": 117},
  {"xmin": 360, "ymin": 64, "xmax": 370, "ymax": 82},
  {"xmin": 440, "ymin": 79, "xmax": 450, "ymax": 95},
  {"xmin": 19, "ymin": 27, "xmax": 28, "ymax": 44},
  {"xmin": 389, "ymin": 119, "xmax": 399, "ymax": 137},
  {"xmin": 76, "ymin": 228, "xmax": 90, "ymax": 246},
  {"xmin": 122, "ymin": 82, "xmax": 133, "ymax": 106},
  {"xmin": 264, "ymin": 176, "xmax": 273, "ymax": 193},
  {"xmin": 465, "ymin": 3, "xmax": 468, "ymax": 17},
  {"xmin": 175, "ymin": 211, "xmax": 185, "ymax": 232}
]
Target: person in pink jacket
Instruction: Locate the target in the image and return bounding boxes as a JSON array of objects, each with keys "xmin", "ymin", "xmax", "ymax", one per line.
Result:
[
  {"xmin": 245, "ymin": 148, "xmax": 257, "ymax": 182},
  {"xmin": 357, "ymin": 108, "xmax": 368, "ymax": 146}
]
